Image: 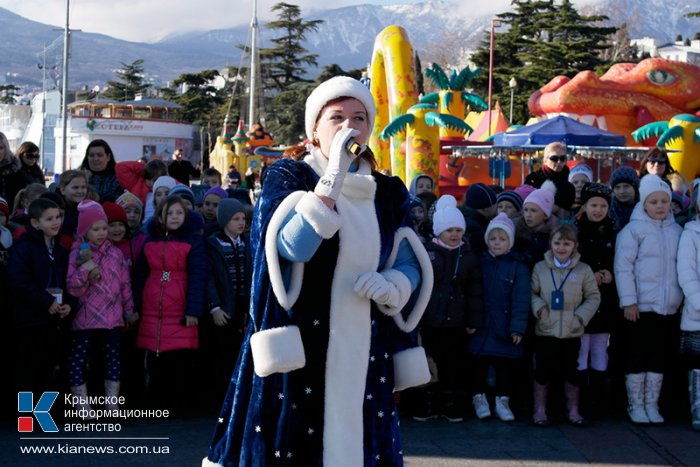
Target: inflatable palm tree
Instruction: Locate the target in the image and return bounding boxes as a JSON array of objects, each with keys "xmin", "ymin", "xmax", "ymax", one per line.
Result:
[
  {"xmin": 633, "ymin": 114, "xmax": 700, "ymax": 182},
  {"xmin": 422, "ymin": 63, "xmax": 487, "ymax": 139},
  {"xmin": 381, "ymin": 102, "xmax": 472, "ymax": 184}
]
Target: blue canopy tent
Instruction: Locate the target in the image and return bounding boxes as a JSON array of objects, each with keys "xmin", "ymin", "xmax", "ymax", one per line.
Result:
[{"xmin": 493, "ymin": 115, "xmax": 627, "ymax": 147}]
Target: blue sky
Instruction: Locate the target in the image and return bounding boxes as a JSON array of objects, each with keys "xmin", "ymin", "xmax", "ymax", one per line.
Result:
[{"xmin": 0, "ymin": 0, "xmax": 591, "ymax": 43}]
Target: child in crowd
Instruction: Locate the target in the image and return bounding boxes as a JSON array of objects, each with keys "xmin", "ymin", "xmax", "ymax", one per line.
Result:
[
  {"xmin": 677, "ymin": 192, "xmax": 700, "ymax": 431},
  {"xmin": 609, "ymin": 166, "xmax": 639, "ymax": 231},
  {"xmin": 148, "ymin": 176, "xmax": 177, "ymax": 222},
  {"xmin": 615, "ymin": 174, "xmax": 682, "ymax": 424},
  {"xmin": 417, "ymin": 191, "xmax": 438, "ymax": 223},
  {"xmin": 115, "ymin": 191, "xmax": 146, "ymax": 266},
  {"xmin": 191, "ymin": 168, "xmax": 223, "ymax": 214},
  {"xmin": 409, "ymin": 196, "xmax": 432, "ymax": 242},
  {"xmin": 409, "ymin": 174, "xmax": 434, "ymax": 196},
  {"xmin": 514, "ymin": 181, "xmax": 560, "ymax": 271},
  {"xmin": 133, "ymin": 195, "xmax": 208, "ymax": 410},
  {"xmin": 10, "ymin": 183, "xmax": 47, "ymax": 225},
  {"xmin": 531, "ymin": 224, "xmax": 600, "ymax": 426},
  {"xmin": 468, "ymin": 213, "xmax": 530, "ymax": 422},
  {"xmin": 67, "ymin": 200, "xmax": 135, "ymax": 415},
  {"xmin": 102, "ymin": 201, "xmax": 132, "ymax": 266},
  {"xmin": 116, "ymin": 158, "xmax": 168, "ymax": 218},
  {"xmin": 414, "ymin": 195, "xmax": 484, "ymax": 422},
  {"xmin": 672, "ymin": 190, "xmax": 692, "ymax": 226},
  {"xmin": 574, "ymin": 183, "xmax": 618, "ymax": 416},
  {"xmin": 202, "ymin": 186, "xmax": 228, "ymax": 237},
  {"xmin": 496, "ymin": 190, "xmax": 523, "ymax": 219},
  {"xmin": 9, "ymin": 198, "xmax": 73, "ymax": 395},
  {"xmin": 568, "ymin": 164, "xmax": 594, "ymax": 209},
  {"xmin": 57, "ymin": 170, "xmax": 89, "ymax": 238},
  {"xmin": 552, "ymin": 180, "xmax": 577, "ymax": 224},
  {"xmin": 169, "ymin": 184, "xmax": 196, "ymax": 211},
  {"xmin": 460, "ymin": 183, "xmax": 498, "ymax": 254},
  {"xmin": 203, "ymin": 199, "xmax": 252, "ymax": 404}
]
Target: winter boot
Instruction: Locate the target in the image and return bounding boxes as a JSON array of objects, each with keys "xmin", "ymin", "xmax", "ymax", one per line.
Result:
[
  {"xmin": 644, "ymin": 372, "xmax": 664, "ymax": 424},
  {"xmin": 690, "ymin": 370, "xmax": 700, "ymax": 431},
  {"xmin": 441, "ymin": 392, "xmax": 464, "ymax": 423},
  {"xmin": 412, "ymin": 390, "xmax": 438, "ymax": 422},
  {"xmin": 588, "ymin": 369, "xmax": 608, "ymax": 419},
  {"xmin": 494, "ymin": 396, "xmax": 515, "ymax": 422},
  {"xmin": 532, "ymin": 382, "xmax": 549, "ymax": 426},
  {"xmin": 104, "ymin": 380, "xmax": 121, "ymax": 412},
  {"xmin": 564, "ymin": 382, "xmax": 586, "ymax": 426},
  {"xmin": 625, "ymin": 373, "xmax": 649, "ymax": 424},
  {"xmin": 70, "ymin": 384, "xmax": 96, "ymax": 420},
  {"xmin": 471, "ymin": 393, "xmax": 491, "ymax": 420}
]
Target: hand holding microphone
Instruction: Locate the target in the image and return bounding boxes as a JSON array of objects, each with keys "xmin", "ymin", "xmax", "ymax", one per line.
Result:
[{"xmin": 314, "ymin": 127, "xmax": 362, "ymax": 201}]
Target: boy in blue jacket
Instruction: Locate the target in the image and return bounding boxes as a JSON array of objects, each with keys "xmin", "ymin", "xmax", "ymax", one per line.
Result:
[
  {"xmin": 468, "ymin": 213, "xmax": 530, "ymax": 421},
  {"xmin": 9, "ymin": 198, "xmax": 74, "ymax": 396}
]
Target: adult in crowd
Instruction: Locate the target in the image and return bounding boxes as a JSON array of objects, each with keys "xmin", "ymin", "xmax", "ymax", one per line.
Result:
[
  {"xmin": 79, "ymin": 139, "xmax": 123, "ymax": 201},
  {"xmin": 0, "ymin": 131, "xmax": 31, "ymax": 206},
  {"xmin": 16, "ymin": 141, "xmax": 45, "ymax": 185},
  {"xmin": 525, "ymin": 142, "xmax": 571, "ymax": 188},
  {"xmin": 638, "ymin": 147, "xmax": 676, "ymax": 182},
  {"xmin": 204, "ymin": 76, "xmax": 433, "ymax": 467},
  {"xmin": 168, "ymin": 148, "xmax": 200, "ymax": 185}
]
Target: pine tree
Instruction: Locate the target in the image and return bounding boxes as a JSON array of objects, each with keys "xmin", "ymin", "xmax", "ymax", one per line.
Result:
[
  {"xmin": 103, "ymin": 59, "xmax": 151, "ymax": 101},
  {"xmin": 260, "ymin": 3, "xmax": 323, "ymax": 91},
  {"xmin": 470, "ymin": 0, "xmax": 616, "ymax": 125}
]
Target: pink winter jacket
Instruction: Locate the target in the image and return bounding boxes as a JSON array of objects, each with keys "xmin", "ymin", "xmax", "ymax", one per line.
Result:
[{"xmin": 67, "ymin": 240, "xmax": 134, "ymax": 330}]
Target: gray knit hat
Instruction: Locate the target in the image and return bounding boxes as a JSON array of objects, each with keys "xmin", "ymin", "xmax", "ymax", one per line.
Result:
[{"xmin": 217, "ymin": 198, "xmax": 246, "ymax": 229}]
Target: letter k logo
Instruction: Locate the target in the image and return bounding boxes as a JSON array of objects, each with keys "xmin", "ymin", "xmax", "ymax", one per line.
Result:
[{"xmin": 18, "ymin": 392, "xmax": 59, "ymax": 432}]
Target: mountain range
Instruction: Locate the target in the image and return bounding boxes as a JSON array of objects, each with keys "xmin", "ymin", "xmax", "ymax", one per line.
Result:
[{"xmin": 1, "ymin": 0, "xmax": 697, "ymax": 90}]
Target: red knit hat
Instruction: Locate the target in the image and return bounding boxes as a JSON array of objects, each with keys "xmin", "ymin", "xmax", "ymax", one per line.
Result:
[
  {"xmin": 77, "ymin": 200, "xmax": 108, "ymax": 237},
  {"xmin": 102, "ymin": 201, "xmax": 128, "ymax": 225}
]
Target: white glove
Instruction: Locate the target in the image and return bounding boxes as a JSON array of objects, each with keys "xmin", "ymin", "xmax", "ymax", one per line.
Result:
[
  {"xmin": 314, "ymin": 127, "xmax": 361, "ymax": 201},
  {"xmin": 353, "ymin": 271, "xmax": 399, "ymax": 308}
]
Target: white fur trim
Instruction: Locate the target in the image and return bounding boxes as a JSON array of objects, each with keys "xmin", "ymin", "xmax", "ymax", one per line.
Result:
[
  {"xmin": 294, "ymin": 191, "xmax": 342, "ymax": 239},
  {"xmin": 377, "ymin": 269, "xmax": 412, "ymax": 316},
  {"xmin": 323, "ymin": 173, "xmax": 379, "ymax": 467},
  {"xmin": 265, "ymin": 191, "xmax": 306, "ymax": 311},
  {"xmin": 393, "ymin": 346, "xmax": 432, "ymax": 391},
  {"xmin": 250, "ymin": 326, "xmax": 306, "ymax": 377},
  {"xmin": 383, "ymin": 227, "xmax": 434, "ymax": 333},
  {"xmin": 201, "ymin": 457, "xmax": 222, "ymax": 467}
]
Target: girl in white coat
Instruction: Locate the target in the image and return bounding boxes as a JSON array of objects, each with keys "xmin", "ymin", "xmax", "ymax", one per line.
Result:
[
  {"xmin": 676, "ymin": 193, "xmax": 700, "ymax": 431},
  {"xmin": 614, "ymin": 174, "xmax": 682, "ymax": 425}
]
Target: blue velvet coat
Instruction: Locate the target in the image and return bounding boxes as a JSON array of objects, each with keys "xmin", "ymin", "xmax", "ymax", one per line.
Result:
[{"xmin": 206, "ymin": 158, "xmax": 421, "ymax": 467}]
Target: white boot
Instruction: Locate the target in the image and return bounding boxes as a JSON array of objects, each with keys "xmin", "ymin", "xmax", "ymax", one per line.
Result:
[
  {"xmin": 494, "ymin": 396, "xmax": 515, "ymax": 422},
  {"xmin": 625, "ymin": 373, "xmax": 649, "ymax": 424},
  {"xmin": 644, "ymin": 372, "xmax": 664, "ymax": 424},
  {"xmin": 689, "ymin": 370, "xmax": 700, "ymax": 431},
  {"xmin": 104, "ymin": 380, "xmax": 121, "ymax": 412},
  {"xmin": 70, "ymin": 384, "xmax": 96, "ymax": 420},
  {"xmin": 472, "ymin": 393, "xmax": 491, "ymax": 419}
]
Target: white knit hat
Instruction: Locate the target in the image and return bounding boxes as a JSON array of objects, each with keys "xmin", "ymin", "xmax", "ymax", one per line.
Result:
[
  {"xmin": 305, "ymin": 76, "xmax": 376, "ymax": 141},
  {"xmin": 432, "ymin": 195, "xmax": 466, "ymax": 236},
  {"xmin": 568, "ymin": 164, "xmax": 593, "ymax": 183},
  {"xmin": 639, "ymin": 174, "xmax": 672, "ymax": 205},
  {"xmin": 153, "ymin": 175, "xmax": 177, "ymax": 194},
  {"xmin": 484, "ymin": 213, "xmax": 515, "ymax": 251},
  {"xmin": 523, "ymin": 180, "xmax": 557, "ymax": 218}
]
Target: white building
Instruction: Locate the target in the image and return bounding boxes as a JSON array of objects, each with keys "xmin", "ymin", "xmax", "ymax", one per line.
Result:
[
  {"xmin": 22, "ymin": 90, "xmax": 62, "ymax": 173},
  {"xmin": 0, "ymin": 103, "xmax": 31, "ymax": 151},
  {"xmin": 656, "ymin": 40, "xmax": 700, "ymax": 65}
]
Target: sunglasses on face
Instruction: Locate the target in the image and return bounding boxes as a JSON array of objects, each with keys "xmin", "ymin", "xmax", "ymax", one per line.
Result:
[
  {"xmin": 24, "ymin": 153, "xmax": 40, "ymax": 160},
  {"xmin": 548, "ymin": 155, "xmax": 567, "ymax": 163},
  {"xmin": 647, "ymin": 158, "xmax": 667, "ymax": 165}
]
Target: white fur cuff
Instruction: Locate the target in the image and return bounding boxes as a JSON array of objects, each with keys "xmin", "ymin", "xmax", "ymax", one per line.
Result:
[
  {"xmin": 295, "ymin": 192, "xmax": 342, "ymax": 239},
  {"xmin": 377, "ymin": 269, "xmax": 412, "ymax": 316},
  {"xmin": 393, "ymin": 346, "xmax": 431, "ymax": 391},
  {"xmin": 250, "ymin": 326, "xmax": 306, "ymax": 377},
  {"xmin": 201, "ymin": 457, "xmax": 222, "ymax": 467}
]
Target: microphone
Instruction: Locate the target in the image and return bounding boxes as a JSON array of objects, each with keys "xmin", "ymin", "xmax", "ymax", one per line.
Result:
[{"xmin": 346, "ymin": 137, "xmax": 366, "ymax": 157}]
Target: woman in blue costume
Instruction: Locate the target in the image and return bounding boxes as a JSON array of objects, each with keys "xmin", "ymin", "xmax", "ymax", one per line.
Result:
[{"xmin": 204, "ymin": 76, "xmax": 434, "ymax": 466}]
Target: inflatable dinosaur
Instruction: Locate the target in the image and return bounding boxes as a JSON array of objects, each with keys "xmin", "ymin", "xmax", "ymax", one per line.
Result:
[
  {"xmin": 633, "ymin": 114, "xmax": 700, "ymax": 180},
  {"xmin": 529, "ymin": 58, "xmax": 700, "ymax": 144}
]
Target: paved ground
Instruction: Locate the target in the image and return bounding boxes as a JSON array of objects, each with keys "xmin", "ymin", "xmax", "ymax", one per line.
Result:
[{"xmin": 2, "ymin": 409, "xmax": 699, "ymax": 466}]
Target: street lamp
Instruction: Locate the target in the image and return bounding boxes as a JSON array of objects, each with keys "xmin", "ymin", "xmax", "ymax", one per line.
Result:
[
  {"xmin": 508, "ymin": 77, "xmax": 517, "ymax": 124},
  {"xmin": 487, "ymin": 19, "xmax": 502, "ymax": 137}
]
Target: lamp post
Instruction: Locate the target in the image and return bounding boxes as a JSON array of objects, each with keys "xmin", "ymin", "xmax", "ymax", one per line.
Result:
[
  {"xmin": 487, "ymin": 19, "xmax": 501, "ymax": 137},
  {"xmin": 508, "ymin": 77, "xmax": 517, "ymax": 124}
]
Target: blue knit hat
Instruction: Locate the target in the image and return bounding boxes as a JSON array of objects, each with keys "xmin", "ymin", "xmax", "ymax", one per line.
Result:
[
  {"xmin": 610, "ymin": 166, "xmax": 640, "ymax": 189},
  {"xmin": 169, "ymin": 184, "xmax": 195, "ymax": 206},
  {"xmin": 465, "ymin": 183, "xmax": 497, "ymax": 210},
  {"xmin": 496, "ymin": 190, "xmax": 523, "ymax": 213}
]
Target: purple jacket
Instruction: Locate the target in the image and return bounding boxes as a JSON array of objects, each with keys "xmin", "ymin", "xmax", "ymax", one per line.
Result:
[{"xmin": 67, "ymin": 239, "xmax": 134, "ymax": 330}]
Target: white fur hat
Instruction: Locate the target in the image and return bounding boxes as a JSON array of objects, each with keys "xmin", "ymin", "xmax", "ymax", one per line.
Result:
[
  {"xmin": 639, "ymin": 174, "xmax": 672, "ymax": 205},
  {"xmin": 305, "ymin": 76, "xmax": 376, "ymax": 141},
  {"xmin": 484, "ymin": 212, "xmax": 515, "ymax": 251},
  {"xmin": 432, "ymin": 195, "xmax": 466, "ymax": 237}
]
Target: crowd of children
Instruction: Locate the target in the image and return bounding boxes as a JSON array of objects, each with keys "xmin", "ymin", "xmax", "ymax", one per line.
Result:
[{"xmin": 3, "ymin": 137, "xmax": 700, "ymax": 433}]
